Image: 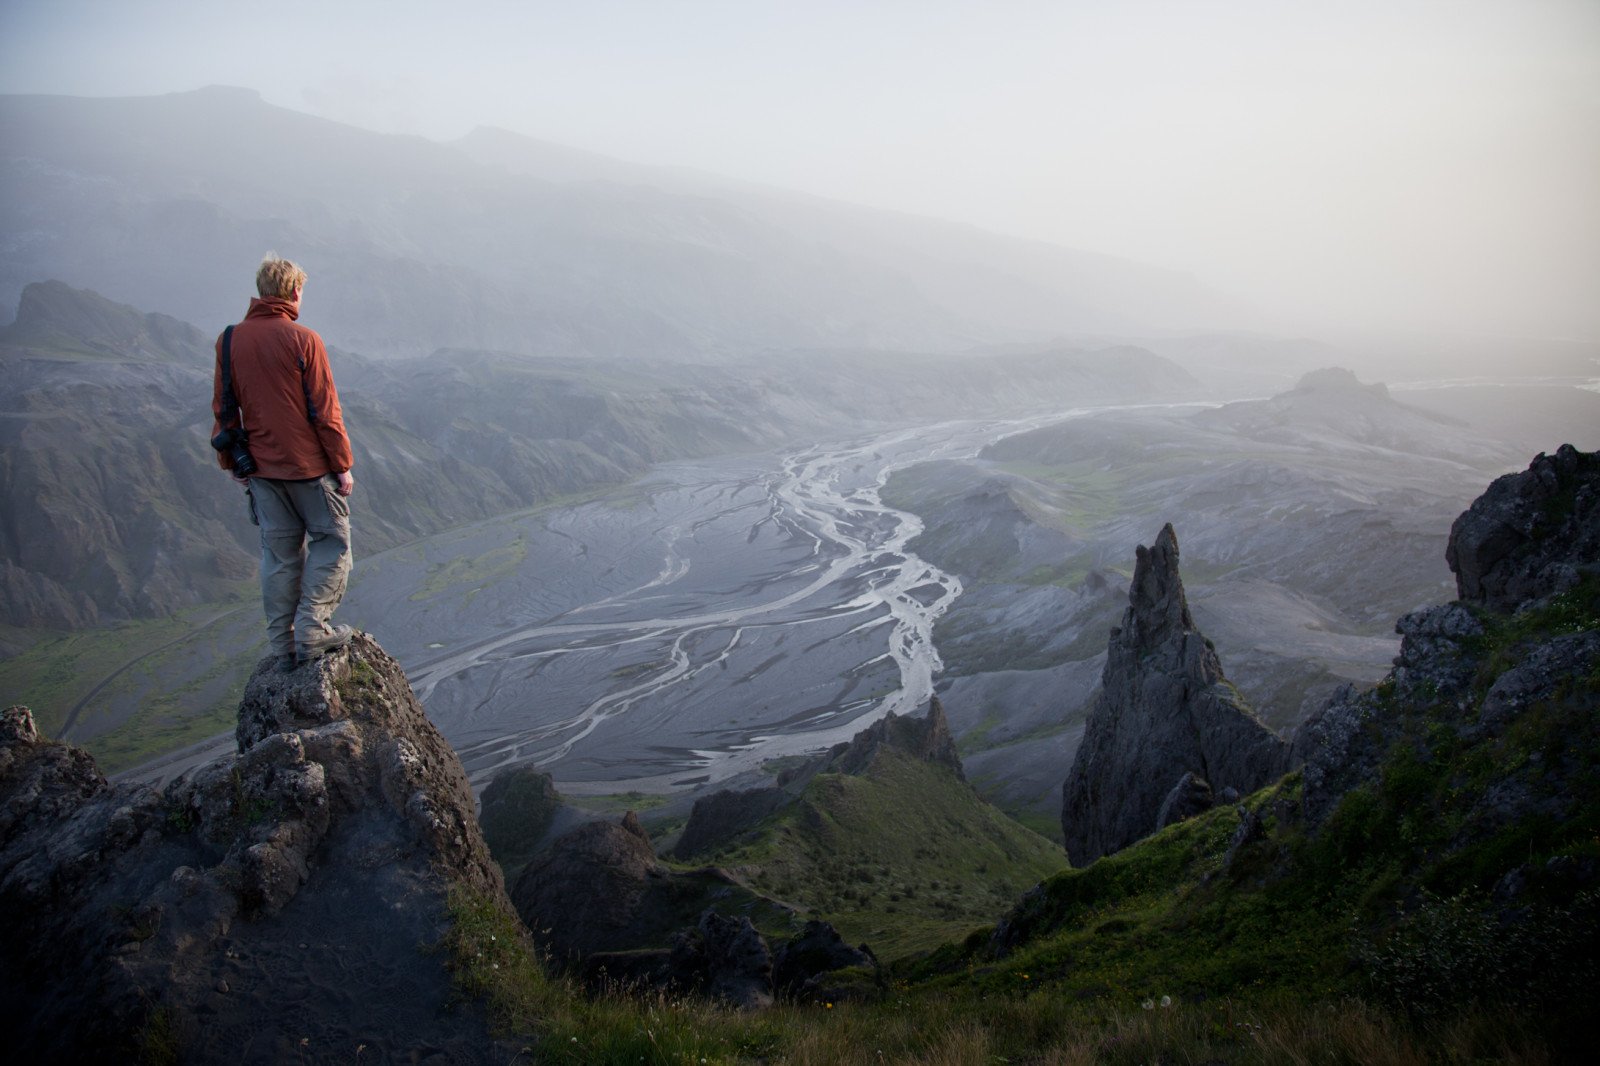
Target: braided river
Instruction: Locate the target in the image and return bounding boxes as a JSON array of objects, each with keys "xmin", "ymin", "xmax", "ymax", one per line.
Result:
[{"xmin": 368, "ymin": 419, "xmax": 1025, "ymax": 795}]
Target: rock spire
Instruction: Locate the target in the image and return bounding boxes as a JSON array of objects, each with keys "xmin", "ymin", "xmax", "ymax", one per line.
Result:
[{"xmin": 1060, "ymin": 524, "xmax": 1284, "ymax": 866}]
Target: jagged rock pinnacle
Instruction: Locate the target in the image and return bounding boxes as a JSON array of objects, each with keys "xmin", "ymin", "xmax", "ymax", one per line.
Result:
[
  {"xmin": 1125, "ymin": 523, "xmax": 1192, "ymax": 643},
  {"xmin": 1060, "ymin": 525, "xmax": 1285, "ymax": 866}
]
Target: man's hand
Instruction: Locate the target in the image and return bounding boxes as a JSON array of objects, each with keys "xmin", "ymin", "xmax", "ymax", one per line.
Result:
[
  {"xmin": 230, "ymin": 470, "xmax": 250, "ymax": 486},
  {"xmin": 336, "ymin": 470, "xmax": 354, "ymax": 497}
]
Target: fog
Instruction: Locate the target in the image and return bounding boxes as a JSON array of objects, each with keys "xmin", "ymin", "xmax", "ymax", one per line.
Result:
[{"xmin": 2, "ymin": 0, "xmax": 1597, "ymax": 342}]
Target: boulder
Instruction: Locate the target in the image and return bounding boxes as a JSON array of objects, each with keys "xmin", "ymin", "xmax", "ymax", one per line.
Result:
[
  {"xmin": 510, "ymin": 812, "xmax": 661, "ymax": 964},
  {"xmin": 479, "ymin": 766, "xmax": 564, "ymax": 880},
  {"xmin": 669, "ymin": 910, "xmax": 774, "ymax": 1010},
  {"xmin": 772, "ymin": 919, "xmax": 873, "ymax": 995},
  {"xmin": 1447, "ymin": 444, "xmax": 1600, "ymax": 611},
  {"xmin": 1154, "ymin": 771, "xmax": 1215, "ymax": 832}
]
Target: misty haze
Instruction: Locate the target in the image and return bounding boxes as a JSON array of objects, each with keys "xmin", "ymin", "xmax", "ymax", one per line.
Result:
[{"xmin": 2, "ymin": 3, "xmax": 1598, "ymax": 1062}]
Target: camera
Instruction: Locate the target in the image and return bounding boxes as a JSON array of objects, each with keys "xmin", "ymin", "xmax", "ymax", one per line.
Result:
[{"xmin": 211, "ymin": 426, "xmax": 258, "ymax": 478}]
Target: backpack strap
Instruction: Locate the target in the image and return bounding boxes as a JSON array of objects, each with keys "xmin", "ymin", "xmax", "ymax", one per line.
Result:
[{"xmin": 217, "ymin": 325, "xmax": 243, "ymax": 431}]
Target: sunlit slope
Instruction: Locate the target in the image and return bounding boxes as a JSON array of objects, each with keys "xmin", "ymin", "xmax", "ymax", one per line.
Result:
[{"xmin": 691, "ymin": 748, "xmax": 1068, "ymax": 960}]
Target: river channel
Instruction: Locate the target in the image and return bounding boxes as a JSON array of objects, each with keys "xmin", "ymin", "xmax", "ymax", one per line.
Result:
[{"xmin": 346, "ymin": 417, "xmax": 1061, "ymax": 796}]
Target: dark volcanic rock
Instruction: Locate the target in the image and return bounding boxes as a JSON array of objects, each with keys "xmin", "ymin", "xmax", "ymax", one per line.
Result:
[
  {"xmin": 0, "ymin": 635, "xmax": 518, "ymax": 1062},
  {"xmin": 674, "ymin": 785, "xmax": 790, "ymax": 859},
  {"xmin": 510, "ymin": 812, "xmax": 661, "ymax": 964},
  {"xmin": 1154, "ymin": 771, "xmax": 1215, "ymax": 832},
  {"xmin": 1295, "ymin": 445, "xmax": 1600, "ymax": 826},
  {"xmin": 669, "ymin": 909, "xmax": 775, "ymax": 1010},
  {"xmin": 479, "ymin": 765, "xmax": 564, "ymax": 880},
  {"xmin": 1060, "ymin": 524, "xmax": 1285, "ymax": 865},
  {"xmin": 828, "ymin": 696, "xmax": 965, "ymax": 780},
  {"xmin": 772, "ymin": 919, "xmax": 873, "ymax": 996},
  {"xmin": 1447, "ymin": 444, "xmax": 1600, "ymax": 611}
]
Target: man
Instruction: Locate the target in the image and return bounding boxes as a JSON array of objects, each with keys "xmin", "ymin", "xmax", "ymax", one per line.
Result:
[{"xmin": 213, "ymin": 254, "xmax": 356, "ymax": 668}]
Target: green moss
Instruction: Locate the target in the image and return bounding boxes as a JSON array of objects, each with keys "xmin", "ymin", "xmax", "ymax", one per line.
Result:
[{"xmin": 442, "ymin": 885, "xmax": 566, "ymax": 1034}]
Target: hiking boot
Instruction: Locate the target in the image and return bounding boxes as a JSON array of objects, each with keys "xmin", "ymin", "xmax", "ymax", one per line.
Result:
[{"xmin": 297, "ymin": 624, "xmax": 354, "ymax": 664}]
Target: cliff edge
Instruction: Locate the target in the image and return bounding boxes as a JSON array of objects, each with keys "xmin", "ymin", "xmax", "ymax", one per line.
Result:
[{"xmin": 0, "ymin": 634, "xmax": 520, "ymax": 1062}]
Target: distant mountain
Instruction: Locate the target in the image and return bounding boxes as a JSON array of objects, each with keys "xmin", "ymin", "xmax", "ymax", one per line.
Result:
[
  {"xmin": 1, "ymin": 87, "xmax": 1241, "ymax": 360},
  {"xmin": 1, "ymin": 280, "xmax": 1205, "ymax": 631},
  {"xmin": 1192, "ymin": 366, "xmax": 1507, "ymax": 462}
]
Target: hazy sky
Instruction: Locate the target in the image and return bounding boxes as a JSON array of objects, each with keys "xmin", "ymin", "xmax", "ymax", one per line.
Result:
[{"xmin": 3, "ymin": 0, "xmax": 1597, "ymax": 339}]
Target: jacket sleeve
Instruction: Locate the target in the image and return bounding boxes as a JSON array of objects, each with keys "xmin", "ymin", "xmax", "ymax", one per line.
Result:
[
  {"xmin": 211, "ymin": 332, "xmax": 233, "ymax": 471},
  {"xmin": 302, "ymin": 334, "xmax": 354, "ymax": 473}
]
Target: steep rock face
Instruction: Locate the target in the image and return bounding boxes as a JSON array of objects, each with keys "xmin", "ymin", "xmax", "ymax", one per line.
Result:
[
  {"xmin": 1061, "ymin": 524, "xmax": 1285, "ymax": 865},
  {"xmin": 1447, "ymin": 444, "xmax": 1600, "ymax": 611},
  {"xmin": 0, "ymin": 635, "xmax": 516, "ymax": 1062}
]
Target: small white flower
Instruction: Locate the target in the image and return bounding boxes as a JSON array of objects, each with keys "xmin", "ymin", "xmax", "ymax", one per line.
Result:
[
  {"xmin": 1160, "ymin": 995, "xmax": 1172, "ymax": 1008},
  {"xmin": 1142, "ymin": 998, "xmax": 1154, "ymax": 1010}
]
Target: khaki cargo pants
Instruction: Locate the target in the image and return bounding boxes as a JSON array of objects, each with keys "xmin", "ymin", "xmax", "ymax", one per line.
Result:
[{"xmin": 246, "ymin": 474, "xmax": 352, "ymax": 658}]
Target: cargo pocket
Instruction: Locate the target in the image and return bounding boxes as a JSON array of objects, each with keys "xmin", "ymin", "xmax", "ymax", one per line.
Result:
[
  {"xmin": 323, "ymin": 474, "xmax": 349, "ymax": 518},
  {"xmin": 311, "ymin": 474, "xmax": 350, "ymax": 534}
]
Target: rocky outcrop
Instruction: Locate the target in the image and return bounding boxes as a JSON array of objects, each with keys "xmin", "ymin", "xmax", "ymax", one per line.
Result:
[
  {"xmin": 672, "ymin": 698, "xmax": 966, "ymax": 862},
  {"xmin": 828, "ymin": 696, "xmax": 965, "ymax": 780},
  {"xmin": 669, "ymin": 910, "xmax": 776, "ymax": 1010},
  {"xmin": 1296, "ymin": 445, "xmax": 1600, "ymax": 825},
  {"xmin": 478, "ymin": 765, "xmax": 564, "ymax": 881},
  {"xmin": 510, "ymin": 811, "xmax": 663, "ymax": 963},
  {"xmin": 1446, "ymin": 444, "xmax": 1600, "ymax": 611},
  {"xmin": 1061, "ymin": 524, "xmax": 1285, "ymax": 865},
  {"xmin": 0, "ymin": 634, "xmax": 518, "ymax": 1062},
  {"xmin": 674, "ymin": 785, "xmax": 790, "ymax": 860},
  {"xmin": 772, "ymin": 919, "xmax": 875, "ymax": 998}
]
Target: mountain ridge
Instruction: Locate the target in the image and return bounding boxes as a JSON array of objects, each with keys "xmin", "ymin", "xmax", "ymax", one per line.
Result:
[{"xmin": 1, "ymin": 87, "xmax": 1241, "ymax": 360}]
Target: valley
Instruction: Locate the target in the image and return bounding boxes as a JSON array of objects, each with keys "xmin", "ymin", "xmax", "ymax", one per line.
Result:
[{"xmin": 74, "ymin": 368, "xmax": 1600, "ymax": 845}]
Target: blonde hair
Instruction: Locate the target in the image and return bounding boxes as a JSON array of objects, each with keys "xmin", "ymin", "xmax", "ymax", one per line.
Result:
[{"xmin": 255, "ymin": 254, "xmax": 307, "ymax": 299}]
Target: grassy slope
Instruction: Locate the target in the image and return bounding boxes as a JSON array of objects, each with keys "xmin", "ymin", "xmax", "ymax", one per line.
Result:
[
  {"xmin": 670, "ymin": 750, "xmax": 1068, "ymax": 962},
  {"xmin": 444, "ymin": 581, "xmax": 1597, "ymax": 1062},
  {"xmin": 909, "ymin": 575, "xmax": 1600, "ymax": 1024},
  {"xmin": 0, "ymin": 587, "xmax": 259, "ymax": 771}
]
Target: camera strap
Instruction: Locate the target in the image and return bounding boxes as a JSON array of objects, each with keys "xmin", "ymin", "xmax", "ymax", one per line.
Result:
[{"xmin": 218, "ymin": 325, "xmax": 243, "ymax": 432}]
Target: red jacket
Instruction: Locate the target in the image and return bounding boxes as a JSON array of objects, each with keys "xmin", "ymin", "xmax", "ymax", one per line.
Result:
[{"xmin": 212, "ymin": 297, "xmax": 353, "ymax": 479}]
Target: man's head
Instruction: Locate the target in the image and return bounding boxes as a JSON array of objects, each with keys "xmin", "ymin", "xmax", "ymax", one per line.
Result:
[{"xmin": 256, "ymin": 254, "xmax": 307, "ymax": 300}]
